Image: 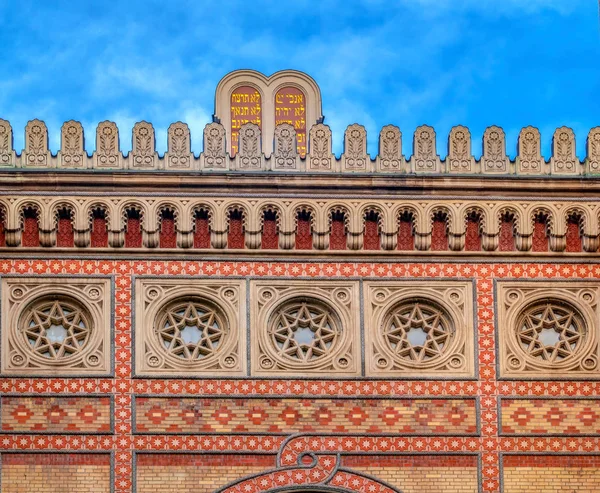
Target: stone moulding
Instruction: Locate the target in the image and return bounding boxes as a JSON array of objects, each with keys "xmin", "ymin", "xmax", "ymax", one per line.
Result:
[{"xmin": 0, "ymin": 118, "xmax": 597, "ymax": 176}]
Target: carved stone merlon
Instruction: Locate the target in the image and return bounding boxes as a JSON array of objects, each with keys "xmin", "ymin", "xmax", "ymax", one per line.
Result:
[
  {"xmin": 0, "ymin": 119, "xmax": 15, "ymax": 167},
  {"xmin": 201, "ymin": 122, "xmax": 227, "ymax": 170},
  {"xmin": 95, "ymin": 121, "xmax": 122, "ymax": 169},
  {"xmin": 130, "ymin": 121, "xmax": 158, "ymax": 169},
  {"xmin": 164, "ymin": 122, "xmax": 194, "ymax": 170},
  {"xmin": 447, "ymin": 125, "xmax": 476, "ymax": 174},
  {"xmin": 272, "ymin": 123, "xmax": 299, "ymax": 171},
  {"xmin": 411, "ymin": 125, "xmax": 441, "ymax": 173},
  {"xmin": 342, "ymin": 124, "xmax": 368, "ymax": 172},
  {"xmin": 59, "ymin": 120, "xmax": 87, "ymax": 169},
  {"xmin": 376, "ymin": 125, "xmax": 404, "ymax": 172},
  {"xmin": 482, "ymin": 126, "xmax": 509, "ymax": 174},
  {"xmin": 551, "ymin": 127, "xmax": 579, "ymax": 175},
  {"xmin": 24, "ymin": 119, "xmax": 52, "ymax": 168},
  {"xmin": 235, "ymin": 123, "xmax": 264, "ymax": 170},
  {"xmin": 517, "ymin": 126, "xmax": 545, "ymax": 175},
  {"xmin": 307, "ymin": 124, "xmax": 336, "ymax": 172},
  {"xmin": 587, "ymin": 127, "xmax": 600, "ymax": 174}
]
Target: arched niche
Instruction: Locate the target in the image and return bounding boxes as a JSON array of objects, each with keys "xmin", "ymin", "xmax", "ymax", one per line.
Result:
[{"xmin": 214, "ymin": 69, "xmax": 323, "ymax": 157}]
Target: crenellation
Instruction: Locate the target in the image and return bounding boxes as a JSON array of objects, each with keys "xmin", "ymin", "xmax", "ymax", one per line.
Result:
[{"xmin": 0, "ymin": 117, "xmax": 598, "ymax": 176}]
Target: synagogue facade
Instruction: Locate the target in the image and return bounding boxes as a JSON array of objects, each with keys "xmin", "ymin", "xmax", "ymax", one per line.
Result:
[{"xmin": 0, "ymin": 69, "xmax": 599, "ymax": 492}]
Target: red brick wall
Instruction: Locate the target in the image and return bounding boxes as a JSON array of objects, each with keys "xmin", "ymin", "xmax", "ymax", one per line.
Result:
[{"xmin": 0, "ymin": 258, "xmax": 599, "ymax": 493}]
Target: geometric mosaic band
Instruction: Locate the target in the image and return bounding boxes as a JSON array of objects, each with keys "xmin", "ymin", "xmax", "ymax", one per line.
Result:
[
  {"xmin": 501, "ymin": 399, "xmax": 600, "ymax": 436},
  {"xmin": 1, "ymin": 396, "xmax": 112, "ymax": 434},
  {"xmin": 134, "ymin": 397, "xmax": 478, "ymax": 435}
]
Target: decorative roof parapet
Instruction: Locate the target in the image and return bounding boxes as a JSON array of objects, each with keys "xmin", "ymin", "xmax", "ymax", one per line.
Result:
[{"xmin": 0, "ymin": 118, "xmax": 599, "ymax": 177}]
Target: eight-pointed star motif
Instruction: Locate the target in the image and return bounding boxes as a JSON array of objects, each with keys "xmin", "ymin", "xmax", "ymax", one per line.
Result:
[
  {"xmin": 384, "ymin": 302, "xmax": 453, "ymax": 362},
  {"xmin": 271, "ymin": 301, "xmax": 340, "ymax": 362},
  {"xmin": 518, "ymin": 303, "xmax": 583, "ymax": 362},
  {"xmin": 158, "ymin": 301, "xmax": 224, "ymax": 360},
  {"xmin": 23, "ymin": 299, "xmax": 91, "ymax": 359}
]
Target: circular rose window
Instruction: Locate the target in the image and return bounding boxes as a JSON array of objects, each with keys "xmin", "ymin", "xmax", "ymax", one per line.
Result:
[
  {"xmin": 382, "ymin": 299, "xmax": 455, "ymax": 362},
  {"xmin": 268, "ymin": 297, "xmax": 342, "ymax": 363},
  {"xmin": 516, "ymin": 301, "xmax": 585, "ymax": 363},
  {"xmin": 155, "ymin": 298, "xmax": 227, "ymax": 361},
  {"xmin": 20, "ymin": 297, "xmax": 92, "ymax": 360}
]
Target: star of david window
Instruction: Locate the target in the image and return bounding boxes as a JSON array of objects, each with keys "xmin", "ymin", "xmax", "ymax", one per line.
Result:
[
  {"xmin": 20, "ymin": 297, "xmax": 92, "ymax": 360},
  {"xmin": 517, "ymin": 301, "xmax": 585, "ymax": 362},
  {"xmin": 268, "ymin": 298, "xmax": 342, "ymax": 363},
  {"xmin": 155, "ymin": 299, "xmax": 226, "ymax": 361},
  {"xmin": 383, "ymin": 300, "xmax": 454, "ymax": 362}
]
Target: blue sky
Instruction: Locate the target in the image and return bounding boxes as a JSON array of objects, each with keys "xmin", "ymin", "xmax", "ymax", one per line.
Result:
[{"xmin": 0, "ymin": 0, "xmax": 599, "ymax": 158}]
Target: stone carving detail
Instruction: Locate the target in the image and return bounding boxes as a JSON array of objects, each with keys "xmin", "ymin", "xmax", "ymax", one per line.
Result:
[
  {"xmin": 342, "ymin": 124, "xmax": 368, "ymax": 171},
  {"xmin": 165, "ymin": 122, "xmax": 192, "ymax": 169},
  {"xmin": 251, "ymin": 280, "xmax": 360, "ymax": 375},
  {"xmin": 1, "ymin": 277, "xmax": 111, "ymax": 375},
  {"xmin": 135, "ymin": 278, "xmax": 245, "ymax": 375},
  {"xmin": 95, "ymin": 121, "xmax": 121, "ymax": 169},
  {"xmin": 377, "ymin": 125, "xmax": 402, "ymax": 172},
  {"xmin": 587, "ymin": 127, "xmax": 600, "ymax": 173},
  {"xmin": 517, "ymin": 126, "xmax": 544, "ymax": 174},
  {"xmin": 497, "ymin": 281, "xmax": 600, "ymax": 378},
  {"xmin": 482, "ymin": 126, "xmax": 509, "ymax": 173},
  {"xmin": 60, "ymin": 120, "xmax": 85, "ymax": 168},
  {"xmin": 202, "ymin": 122, "xmax": 227, "ymax": 169},
  {"xmin": 24, "ymin": 119, "xmax": 50, "ymax": 168},
  {"xmin": 273, "ymin": 123, "xmax": 298, "ymax": 170},
  {"xmin": 448, "ymin": 125, "xmax": 474, "ymax": 173},
  {"xmin": 0, "ymin": 118, "xmax": 14, "ymax": 167},
  {"xmin": 308, "ymin": 124, "xmax": 334, "ymax": 172},
  {"xmin": 131, "ymin": 121, "xmax": 157, "ymax": 169},
  {"xmin": 551, "ymin": 127, "xmax": 578, "ymax": 175},
  {"xmin": 412, "ymin": 125, "xmax": 440, "ymax": 173},
  {"xmin": 156, "ymin": 299, "xmax": 225, "ymax": 361},
  {"xmin": 236, "ymin": 123, "xmax": 263, "ymax": 170},
  {"xmin": 364, "ymin": 281, "xmax": 475, "ymax": 377}
]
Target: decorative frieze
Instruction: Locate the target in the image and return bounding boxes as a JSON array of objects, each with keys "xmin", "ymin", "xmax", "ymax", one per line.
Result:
[{"xmin": 0, "ymin": 194, "xmax": 597, "ymax": 254}]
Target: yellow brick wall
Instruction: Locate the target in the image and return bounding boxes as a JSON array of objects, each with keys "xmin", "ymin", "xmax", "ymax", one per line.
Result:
[
  {"xmin": 342, "ymin": 455, "xmax": 478, "ymax": 493},
  {"xmin": 1, "ymin": 454, "xmax": 110, "ymax": 493},
  {"xmin": 503, "ymin": 455, "xmax": 600, "ymax": 492},
  {"xmin": 135, "ymin": 454, "xmax": 275, "ymax": 493}
]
